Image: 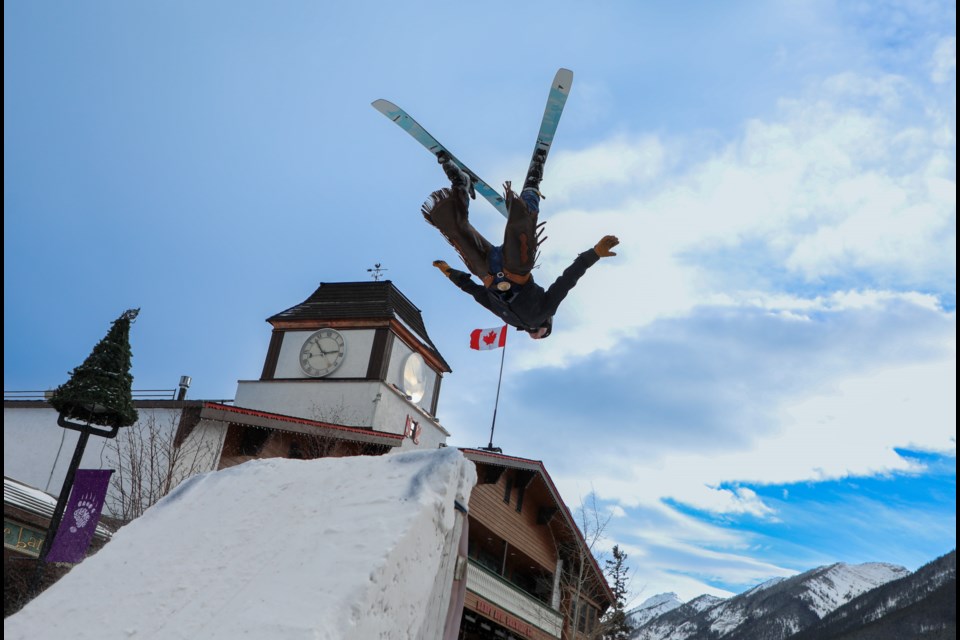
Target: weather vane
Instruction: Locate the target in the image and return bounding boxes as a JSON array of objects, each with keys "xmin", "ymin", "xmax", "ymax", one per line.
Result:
[{"xmin": 367, "ymin": 263, "xmax": 388, "ymax": 281}]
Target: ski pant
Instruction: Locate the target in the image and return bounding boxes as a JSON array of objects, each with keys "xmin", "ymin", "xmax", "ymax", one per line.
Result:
[{"xmin": 421, "ymin": 185, "xmax": 540, "ymax": 283}]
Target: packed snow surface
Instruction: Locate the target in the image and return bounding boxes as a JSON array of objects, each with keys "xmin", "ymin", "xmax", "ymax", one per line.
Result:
[{"xmin": 4, "ymin": 448, "xmax": 477, "ymax": 640}]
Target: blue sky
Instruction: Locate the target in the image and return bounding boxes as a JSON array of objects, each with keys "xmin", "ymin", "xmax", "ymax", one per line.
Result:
[{"xmin": 4, "ymin": 0, "xmax": 955, "ymax": 603}]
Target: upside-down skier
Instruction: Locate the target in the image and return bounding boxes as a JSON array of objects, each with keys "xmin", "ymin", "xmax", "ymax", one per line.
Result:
[{"xmin": 423, "ymin": 153, "xmax": 620, "ymax": 340}]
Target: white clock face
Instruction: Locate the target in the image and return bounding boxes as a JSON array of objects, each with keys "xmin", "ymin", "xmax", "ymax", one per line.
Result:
[
  {"xmin": 299, "ymin": 329, "xmax": 346, "ymax": 378},
  {"xmin": 401, "ymin": 353, "xmax": 426, "ymax": 403}
]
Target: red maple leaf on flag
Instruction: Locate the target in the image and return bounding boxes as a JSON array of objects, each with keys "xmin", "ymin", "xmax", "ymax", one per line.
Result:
[{"xmin": 469, "ymin": 325, "xmax": 507, "ymax": 350}]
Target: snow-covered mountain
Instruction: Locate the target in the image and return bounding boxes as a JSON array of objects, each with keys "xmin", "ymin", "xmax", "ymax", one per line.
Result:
[
  {"xmin": 790, "ymin": 550, "xmax": 956, "ymax": 640},
  {"xmin": 627, "ymin": 593, "xmax": 684, "ymax": 629},
  {"xmin": 685, "ymin": 594, "xmax": 724, "ymax": 614},
  {"xmin": 630, "ymin": 560, "xmax": 913, "ymax": 640}
]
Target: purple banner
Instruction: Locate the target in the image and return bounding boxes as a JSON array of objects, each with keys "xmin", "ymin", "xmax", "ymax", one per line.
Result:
[{"xmin": 46, "ymin": 469, "xmax": 113, "ymax": 563}]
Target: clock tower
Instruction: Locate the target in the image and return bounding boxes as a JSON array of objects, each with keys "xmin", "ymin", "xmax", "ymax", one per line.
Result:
[{"xmin": 233, "ymin": 281, "xmax": 452, "ymax": 449}]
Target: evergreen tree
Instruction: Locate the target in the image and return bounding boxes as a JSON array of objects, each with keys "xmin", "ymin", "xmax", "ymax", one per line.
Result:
[
  {"xmin": 603, "ymin": 545, "xmax": 634, "ymax": 640},
  {"xmin": 50, "ymin": 308, "xmax": 139, "ymax": 429}
]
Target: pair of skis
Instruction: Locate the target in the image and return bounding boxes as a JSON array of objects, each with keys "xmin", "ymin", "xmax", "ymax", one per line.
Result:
[{"xmin": 372, "ymin": 68, "xmax": 573, "ymax": 219}]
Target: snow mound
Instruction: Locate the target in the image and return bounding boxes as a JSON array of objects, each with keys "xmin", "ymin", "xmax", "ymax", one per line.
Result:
[{"xmin": 4, "ymin": 448, "xmax": 477, "ymax": 640}]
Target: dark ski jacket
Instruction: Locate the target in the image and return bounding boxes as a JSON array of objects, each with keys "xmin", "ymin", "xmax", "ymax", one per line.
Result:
[{"xmin": 443, "ymin": 249, "xmax": 601, "ymax": 336}]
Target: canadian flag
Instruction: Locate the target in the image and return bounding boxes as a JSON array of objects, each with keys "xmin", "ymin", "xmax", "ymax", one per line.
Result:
[{"xmin": 470, "ymin": 325, "xmax": 508, "ymax": 350}]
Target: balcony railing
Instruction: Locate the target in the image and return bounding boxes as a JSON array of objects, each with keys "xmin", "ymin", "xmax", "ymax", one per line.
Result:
[{"xmin": 466, "ymin": 559, "xmax": 563, "ymax": 638}]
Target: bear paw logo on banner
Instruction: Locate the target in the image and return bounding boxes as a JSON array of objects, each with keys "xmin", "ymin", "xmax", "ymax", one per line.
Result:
[{"xmin": 70, "ymin": 494, "xmax": 98, "ymax": 532}]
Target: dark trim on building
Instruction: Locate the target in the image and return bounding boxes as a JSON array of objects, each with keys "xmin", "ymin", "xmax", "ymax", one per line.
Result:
[
  {"xmin": 260, "ymin": 330, "xmax": 284, "ymax": 380},
  {"xmin": 429, "ymin": 375, "xmax": 442, "ymax": 418},
  {"xmin": 366, "ymin": 328, "xmax": 393, "ymax": 380},
  {"xmin": 172, "ymin": 405, "xmax": 205, "ymax": 447}
]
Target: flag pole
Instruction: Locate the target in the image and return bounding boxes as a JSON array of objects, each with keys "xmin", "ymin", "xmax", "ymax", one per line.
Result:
[{"xmin": 486, "ymin": 338, "xmax": 507, "ymax": 451}]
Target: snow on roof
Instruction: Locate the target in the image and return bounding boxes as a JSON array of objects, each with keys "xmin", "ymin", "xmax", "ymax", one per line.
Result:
[{"xmin": 4, "ymin": 448, "xmax": 477, "ymax": 640}]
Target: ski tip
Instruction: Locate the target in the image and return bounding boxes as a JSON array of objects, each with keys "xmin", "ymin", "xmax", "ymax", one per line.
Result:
[
  {"xmin": 372, "ymin": 98, "xmax": 396, "ymax": 110},
  {"xmin": 554, "ymin": 68, "xmax": 574, "ymax": 90}
]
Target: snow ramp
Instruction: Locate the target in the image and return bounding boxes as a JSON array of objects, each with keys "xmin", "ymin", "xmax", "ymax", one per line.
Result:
[{"xmin": 4, "ymin": 448, "xmax": 477, "ymax": 640}]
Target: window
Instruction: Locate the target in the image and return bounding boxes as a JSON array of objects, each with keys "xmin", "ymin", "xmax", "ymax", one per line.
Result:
[
  {"xmin": 238, "ymin": 428, "xmax": 270, "ymax": 456},
  {"xmin": 288, "ymin": 441, "xmax": 304, "ymax": 459},
  {"xmin": 468, "ymin": 524, "xmax": 506, "ymax": 574},
  {"xmin": 575, "ymin": 600, "xmax": 598, "ymax": 634}
]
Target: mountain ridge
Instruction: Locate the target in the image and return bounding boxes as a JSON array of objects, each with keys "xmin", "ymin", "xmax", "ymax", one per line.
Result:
[{"xmin": 628, "ymin": 550, "xmax": 955, "ymax": 640}]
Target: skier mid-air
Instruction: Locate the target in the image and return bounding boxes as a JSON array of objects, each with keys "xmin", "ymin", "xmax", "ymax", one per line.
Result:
[
  {"xmin": 373, "ymin": 68, "xmax": 618, "ymax": 339},
  {"xmin": 423, "ymin": 154, "xmax": 619, "ymax": 340}
]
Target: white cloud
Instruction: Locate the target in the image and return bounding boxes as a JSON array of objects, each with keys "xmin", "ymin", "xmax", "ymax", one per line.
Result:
[
  {"xmin": 581, "ymin": 500, "xmax": 797, "ymax": 602},
  {"xmin": 542, "ymin": 347, "xmax": 955, "ymax": 599},
  {"xmin": 930, "ymin": 36, "xmax": 956, "ymax": 84},
  {"xmin": 547, "ymin": 134, "xmax": 668, "ymax": 198},
  {"xmin": 508, "ymin": 56, "xmax": 954, "ymax": 374},
  {"xmin": 563, "ymin": 345, "xmax": 954, "ymax": 508}
]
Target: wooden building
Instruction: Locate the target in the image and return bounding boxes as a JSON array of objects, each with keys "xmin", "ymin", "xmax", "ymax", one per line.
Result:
[{"xmin": 459, "ymin": 449, "xmax": 613, "ymax": 640}]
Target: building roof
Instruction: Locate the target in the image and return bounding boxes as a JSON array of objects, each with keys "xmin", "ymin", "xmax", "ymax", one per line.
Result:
[
  {"xmin": 266, "ymin": 281, "xmax": 450, "ymax": 371},
  {"xmin": 460, "ymin": 448, "xmax": 615, "ymax": 606},
  {"xmin": 201, "ymin": 402, "xmax": 405, "ymax": 448}
]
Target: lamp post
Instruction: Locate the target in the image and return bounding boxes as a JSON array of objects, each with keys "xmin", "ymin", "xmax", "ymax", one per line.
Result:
[
  {"xmin": 29, "ymin": 414, "xmax": 121, "ymax": 593},
  {"xmin": 29, "ymin": 309, "xmax": 140, "ymax": 596}
]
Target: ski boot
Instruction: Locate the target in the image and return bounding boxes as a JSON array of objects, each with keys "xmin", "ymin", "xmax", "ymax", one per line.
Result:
[
  {"xmin": 438, "ymin": 152, "xmax": 476, "ymax": 199},
  {"xmin": 522, "ymin": 148, "xmax": 547, "ymax": 196}
]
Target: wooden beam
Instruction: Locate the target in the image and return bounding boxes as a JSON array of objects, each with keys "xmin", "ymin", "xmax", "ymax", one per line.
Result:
[
  {"xmin": 537, "ymin": 507, "xmax": 558, "ymax": 525},
  {"xmin": 478, "ymin": 465, "xmax": 505, "ymax": 485},
  {"xmin": 515, "ymin": 469, "xmax": 536, "ymax": 489}
]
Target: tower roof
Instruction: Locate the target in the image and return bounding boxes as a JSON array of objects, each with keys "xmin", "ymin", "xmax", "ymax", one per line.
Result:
[{"xmin": 267, "ymin": 281, "xmax": 449, "ymax": 371}]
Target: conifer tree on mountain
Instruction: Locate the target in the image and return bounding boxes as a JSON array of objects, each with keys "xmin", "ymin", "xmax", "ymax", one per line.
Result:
[{"xmin": 602, "ymin": 545, "xmax": 634, "ymax": 639}]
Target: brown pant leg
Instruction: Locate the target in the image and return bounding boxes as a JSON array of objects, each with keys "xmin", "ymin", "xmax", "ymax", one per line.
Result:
[
  {"xmin": 501, "ymin": 194, "xmax": 539, "ymax": 276},
  {"xmin": 421, "ymin": 188, "xmax": 492, "ymax": 280}
]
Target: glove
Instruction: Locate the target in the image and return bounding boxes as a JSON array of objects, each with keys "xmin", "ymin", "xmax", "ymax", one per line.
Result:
[
  {"xmin": 432, "ymin": 260, "xmax": 452, "ymax": 276},
  {"xmin": 594, "ymin": 235, "xmax": 619, "ymax": 258}
]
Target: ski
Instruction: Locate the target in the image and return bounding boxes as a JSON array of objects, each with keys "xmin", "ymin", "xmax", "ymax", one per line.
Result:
[
  {"xmin": 371, "ymin": 99, "xmax": 509, "ymax": 218},
  {"xmin": 524, "ymin": 68, "xmax": 573, "ymax": 188},
  {"xmin": 372, "ymin": 68, "xmax": 573, "ymax": 219}
]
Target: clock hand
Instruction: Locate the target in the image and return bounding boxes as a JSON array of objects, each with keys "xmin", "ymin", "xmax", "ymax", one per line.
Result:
[{"xmin": 307, "ymin": 342, "xmax": 335, "ymax": 356}]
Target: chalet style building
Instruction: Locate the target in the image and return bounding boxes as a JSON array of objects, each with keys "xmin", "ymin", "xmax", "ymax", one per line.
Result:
[
  {"xmin": 459, "ymin": 449, "xmax": 613, "ymax": 640},
  {"xmin": 4, "ymin": 280, "xmax": 612, "ymax": 637}
]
